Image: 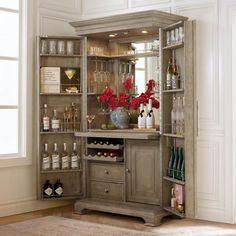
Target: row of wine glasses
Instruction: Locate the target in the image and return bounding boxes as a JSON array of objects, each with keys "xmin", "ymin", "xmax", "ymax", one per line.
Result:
[
  {"xmin": 119, "ymin": 61, "xmax": 135, "ymax": 83},
  {"xmin": 93, "ymin": 60, "xmax": 114, "ymax": 84}
]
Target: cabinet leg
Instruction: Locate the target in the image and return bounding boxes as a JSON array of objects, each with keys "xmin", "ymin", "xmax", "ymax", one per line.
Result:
[{"xmin": 143, "ymin": 216, "xmax": 161, "ymax": 227}]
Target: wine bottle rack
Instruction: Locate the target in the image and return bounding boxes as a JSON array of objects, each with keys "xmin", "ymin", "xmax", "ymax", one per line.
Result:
[{"xmin": 84, "ymin": 154, "xmax": 123, "ymax": 162}]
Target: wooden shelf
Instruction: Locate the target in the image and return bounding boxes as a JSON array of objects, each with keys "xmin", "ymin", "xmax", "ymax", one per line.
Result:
[
  {"xmin": 162, "ymin": 89, "xmax": 184, "ymax": 93},
  {"xmin": 40, "ymin": 131, "xmax": 75, "ymax": 135},
  {"xmin": 163, "ymin": 21, "xmax": 184, "ymax": 31},
  {"xmin": 163, "ymin": 133, "xmax": 184, "ymax": 139},
  {"xmin": 162, "ymin": 43, "xmax": 184, "ymax": 50},
  {"xmin": 40, "ymin": 54, "xmax": 81, "ymax": 57},
  {"xmin": 41, "ymin": 195, "xmax": 79, "ymax": 201},
  {"xmin": 41, "ymin": 169, "xmax": 82, "ymax": 174},
  {"xmin": 164, "ymin": 206, "xmax": 185, "ymax": 218},
  {"xmin": 40, "ymin": 93, "xmax": 82, "ymax": 96},
  {"xmin": 87, "ymin": 143, "xmax": 123, "ymax": 150},
  {"xmin": 163, "ymin": 176, "xmax": 185, "ymax": 185},
  {"xmin": 84, "ymin": 155, "xmax": 123, "ymax": 162}
]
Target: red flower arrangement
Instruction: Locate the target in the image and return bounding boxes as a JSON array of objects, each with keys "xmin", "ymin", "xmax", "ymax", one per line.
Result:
[{"xmin": 97, "ymin": 77, "xmax": 160, "ymax": 110}]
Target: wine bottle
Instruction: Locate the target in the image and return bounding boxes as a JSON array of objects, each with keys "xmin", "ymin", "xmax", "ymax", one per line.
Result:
[
  {"xmin": 43, "ymin": 180, "xmax": 53, "ymax": 198},
  {"xmin": 61, "ymin": 143, "xmax": 70, "ymax": 170},
  {"xmin": 146, "ymin": 99, "xmax": 154, "ymax": 129},
  {"xmin": 42, "ymin": 104, "xmax": 50, "ymax": 132},
  {"xmin": 171, "ymin": 96, "xmax": 177, "ymax": 134},
  {"xmin": 63, "ymin": 106, "xmax": 70, "ymax": 132},
  {"xmin": 138, "ymin": 103, "xmax": 146, "ymax": 128},
  {"xmin": 71, "ymin": 142, "xmax": 80, "ymax": 169},
  {"xmin": 54, "ymin": 179, "xmax": 63, "ymax": 198},
  {"xmin": 172, "ymin": 60, "xmax": 179, "ymax": 89},
  {"xmin": 166, "ymin": 58, "xmax": 173, "ymax": 90},
  {"xmin": 172, "ymin": 147, "xmax": 180, "ymax": 179},
  {"xmin": 180, "ymin": 151, "xmax": 185, "ymax": 181},
  {"xmin": 167, "ymin": 147, "xmax": 175, "ymax": 177},
  {"xmin": 176, "ymin": 147, "xmax": 184, "ymax": 180},
  {"xmin": 51, "ymin": 109, "xmax": 60, "ymax": 132},
  {"xmin": 42, "ymin": 143, "xmax": 51, "ymax": 171},
  {"xmin": 52, "ymin": 143, "xmax": 60, "ymax": 170},
  {"xmin": 180, "ymin": 97, "xmax": 185, "ymax": 135},
  {"xmin": 176, "ymin": 97, "xmax": 181, "ymax": 135},
  {"xmin": 171, "ymin": 187, "xmax": 177, "ymax": 209}
]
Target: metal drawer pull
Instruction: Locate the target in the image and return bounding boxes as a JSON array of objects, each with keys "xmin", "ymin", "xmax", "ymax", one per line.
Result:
[
  {"xmin": 125, "ymin": 168, "xmax": 130, "ymax": 173},
  {"xmin": 104, "ymin": 188, "xmax": 109, "ymax": 193},
  {"xmin": 104, "ymin": 170, "xmax": 109, "ymax": 174}
]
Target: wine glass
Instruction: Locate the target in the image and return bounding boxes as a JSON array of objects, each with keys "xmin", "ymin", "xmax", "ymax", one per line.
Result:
[{"xmin": 86, "ymin": 115, "xmax": 95, "ymax": 131}]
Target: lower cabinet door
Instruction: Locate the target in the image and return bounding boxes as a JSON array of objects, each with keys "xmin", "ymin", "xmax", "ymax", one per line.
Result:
[
  {"xmin": 89, "ymin": 181, "xmax": 124, "ymax": 202},
  {"xmin": 126, "ymin": 139, "xmax": 161, "ymax": 205}
]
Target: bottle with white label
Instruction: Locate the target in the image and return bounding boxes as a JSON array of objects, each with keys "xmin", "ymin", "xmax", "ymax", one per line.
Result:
[
  {"xmin": 43, "ymin": 180, "xmax": 53, "ymax": 198},
  {"xmin": 171, "ymin": 96, "xmax": 177, "ymax": 134},
  {"xmin": 51, "ymin": 109, "xmax": 60, "ymax": 132},
  {"xmin": 61, "ymin": 143, "xmax": 70, "ymax": 170},
  {"xmin": 166, "ymin": 58, "xmax": 173, "ymax": 90},
  {"xmin": 42, "ymin": 143, "xmax": 51, "ymax": 171},
  {"xmin": 52, "ymin": 143, "xmax": 60, "ymax": 170},
  {"xmin": 138, "ymin": 103, "xmax": 146, "ymax": 129},
  {"xmin": 146, "ymin": 99, "xmax": 154, "ymax": 129},
  {"xmin": 54, "ymin": 179, "xmax": 63, "ymax": 198},
  {"xmin": 42, "ymin": 104, "xmax": 50, "ymax": 132},
  {"xmin": 71, "ymin": 142, "xmax": 80, "ymax": 169}
]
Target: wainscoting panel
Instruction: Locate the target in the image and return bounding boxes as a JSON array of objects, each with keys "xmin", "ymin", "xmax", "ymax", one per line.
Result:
[{"xmin": 131, "ymin": 0, "xmax": 171, "ymax": 8}]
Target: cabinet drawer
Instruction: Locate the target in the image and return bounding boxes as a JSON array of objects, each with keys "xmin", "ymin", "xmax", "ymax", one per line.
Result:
[
  {"xmin": 89, "ymin": 162, "xmax": 124, "ymax": 182},
  {"xmin": 89, "ymin": 181, "xmax": 124, "ymax": 201}
]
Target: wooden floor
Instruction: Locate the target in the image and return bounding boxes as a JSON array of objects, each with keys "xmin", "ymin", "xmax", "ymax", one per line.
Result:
[{"xmin": 0, "ymin": 204, "xmax": 236, "ymax": 235}]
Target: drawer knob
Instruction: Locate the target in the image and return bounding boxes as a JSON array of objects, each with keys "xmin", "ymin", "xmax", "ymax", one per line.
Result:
[
  {"xmin": 104, "ymin": 170, "xmax": 109, "ymax": 174},
  {"xmin": 104, "ymin": 188, "xmax": 109, "ymax": 193},
  {"xmin": 125, "ymin": 168, "xmax": 130, "ymax": 173}
]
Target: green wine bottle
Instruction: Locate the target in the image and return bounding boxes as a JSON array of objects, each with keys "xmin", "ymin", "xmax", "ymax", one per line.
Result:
[
  {"xmin": 172, "ymin": 147, "xmax": 180, "ymax": 179},
  {"xmin": 168, "ymin": 147, "xmax": 175, "ymax": 177},
  {"xmin": 180, "ymin": 151, "xmax": 185, "ymax": 181},
  {"xmin": 176, "ymin": 147, "xmax": 184, "ymax": 180}
]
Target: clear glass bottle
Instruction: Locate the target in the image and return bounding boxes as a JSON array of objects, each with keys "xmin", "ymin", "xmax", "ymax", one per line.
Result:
[
  {"xmin": 42, "ymin": 104, "xmax": 50, "ymax": 132},
  {"xmin": 166, "ymin": 58, "xmax": 173, "ymax": 90},
  {"xmin": 71, "ymin": 142, "xmax": 80, "ymax": 169},
  {"xmin": 171, "ymin": 187, "xmax": 177, "ymax": 208},
  {"xmin": 180, "ymin": 97, "xmax": 185, "ymax": 135},
  {"xmin": 51, "ymin": 109, "xmax": 60, "ymax": 132},
  {"xmin": 176, "ymin": 97, "xmax": 181, "ymax": 135},
  {"xmin": 171, "ymin": 96, "xmax": 177, "ymax": 134},
  {"xmin": 42, "ymin": 143, "xmax": 51, "ymax": 171},
  {"xmin": 52, "ymin": 143, "xmax": 60, "ymax": 170},
  {"xmin": 61, "ymin": 143, "xmax": 70, "ymax": 170},
  {"xmin": 172, "ymin": 60, "xmax": 179, "ymax": 89},
  {"xmin": 63, "ymin": 106, "xmax": 70, "ymax": 132}
]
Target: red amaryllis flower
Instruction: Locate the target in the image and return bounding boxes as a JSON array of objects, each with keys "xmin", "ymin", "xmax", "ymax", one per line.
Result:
[
  {"xmin": 146, "ymin": 79, "xmax": 155, "ymax": 91},
  {"xmin": 122, "ymin": 76, "xmax": 133, "ymax": 91}
]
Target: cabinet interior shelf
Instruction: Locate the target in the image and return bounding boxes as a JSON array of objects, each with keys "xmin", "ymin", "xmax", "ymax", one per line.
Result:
[
  {"xmin": 41, "ymin": 169, "xmax": 82, "ymax": 174},
  {"xmin": 162, "ymin": 89, "xmax": 184, "ymax": 93},
  {"xmin": 87, "ymin": 143, "xmax": 123, "ymax": 150},
  {"xmin": 41, "ymin": 195, "xmax": 79, "ymax": 201},
  {"xmin": 84, "ymin": 155, "xmax": 123, "ymax": 162},
  {"xmin": 163, "ymin": 176, "xmax": 185, "ymax": 185},
  {"xmin": 163, "ymin": 133, "xmax": 184, "ymax": 139},
  {"xmin": 40, "ymin": 54, "xmax": 81, "ymax": 57},
  {"xmin": 162, "ymin": 43, "xmax": 184, "ymax": 50},
  {"xmin": 164, "ymin": 206, "xmax": 185, "ymax": 218},
  {"xmin": 40, "ymin": 131, "xmax": 75, "ymax": 135},
  {"xmin": 163, "ymin": 21, "xmax": 184, "ymax": 31},
  {"xmin": 40, "ymin": 93, "xmax": 82, "ymax": 96}
]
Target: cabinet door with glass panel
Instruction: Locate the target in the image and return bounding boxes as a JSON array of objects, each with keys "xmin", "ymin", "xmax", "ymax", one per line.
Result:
[{"xmin": 37, "ymin": 36, "xmax": 86, "ymax": 200}]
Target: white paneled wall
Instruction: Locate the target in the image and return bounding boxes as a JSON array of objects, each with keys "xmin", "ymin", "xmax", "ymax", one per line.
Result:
[{"xmin": 35, "ymin": 0, "xmax": 235, "ymax": 223}]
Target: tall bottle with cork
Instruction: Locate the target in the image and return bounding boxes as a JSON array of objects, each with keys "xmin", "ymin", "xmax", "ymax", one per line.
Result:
[
  {"xmin": 146, "ymin": 99, "xmax": 154, "ymax": 129},
  {"xmin": 171, "ymin": 96, "xmax": 177, "ymax": 134},
  {"xmin": 166, "ymin": 58, "xmax": 173, "ymax": 90},
  {"xmin": 42, "ymin": 104, "xmax": 50, "ymax": 132},
  {"xmin": 138, "ymin": 103, "xmax": 146, "ymax": 129},
  {"xmin": 41, "ymin": 143, "xmax": 51, "ymax": 171}
]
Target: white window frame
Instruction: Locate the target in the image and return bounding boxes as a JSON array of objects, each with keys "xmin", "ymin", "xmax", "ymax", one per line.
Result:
[{"xmin": 0, "ymin": 0, "xmax": 33, "ymax": 167}]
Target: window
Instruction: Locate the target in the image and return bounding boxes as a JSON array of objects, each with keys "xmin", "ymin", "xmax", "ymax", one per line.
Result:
[{"xmin": 0, "ymin": 0, "xmax": 27, "ymax": 158}]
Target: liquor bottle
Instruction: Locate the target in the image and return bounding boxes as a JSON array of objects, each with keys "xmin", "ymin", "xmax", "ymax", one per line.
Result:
[
  {"xmin": 172, "ymin": 60, "xmax": 179, "ymax": 89},
  {"xmin": 52, "ymin": 143, "xmax": 60, "ymax": 170},
  {"xmin": 180, "ymin": 150, "xmax": 185, "ymax": 181},
  {"xmin": 51, "ymin": 109, "xmax": 60, "ymax": 132},
  {"xmin": 172, "ymin": 147, "xmax": 180, "ymax": 179},
  {"xmin": 43, "ymin": 180, "xmax": 53, "ymax": 198},
  {"xmin": 138, "ymin": 103, "xmax": 146, "ymax": 128},
  {"xmin": 176, "ymin": 97, "xmax": 181, "ymax": 135},
  {"xmin": 171, "ymin": 96, "xmax": 177, "ymax": 134},
  {"xmin": 41, "ymin": 143, "xmax": 51, "ymax": 171},
  {"xmin": 71, "ymin": 142, "xmax": 80, "ymax": 169},
  {"xmin": 42, "ymin": 104, "xmax": 50, "ymax": 132},
  {"xmin": 176, "ymin": 147, "xmax": 184, "ymax": 180},
  {"xmin": 73, "ymin": 108, "xmax": 79, "ymax": 131},
  {"xmin": 171, "ymin": 187, "xmax": 177, "ymax": 209},
  {"xmin": 166, "ymin": 58, "xmax": 173, "ymax": 90},
  {"xmin": 61, "ymin": 143, "xmax": 70, "ymax": 170},
  {"xmin": 167, "ymin": 147, "xmax": 175, "ymax": 177},
  {"xmin": 166, "ymin": 31, "xmax": 171, "ymax": 46},
  {"xmin": 54, "ymin": 179, "xmax": 63, "ymax": 198},
  {"xmin": 179, "ymin": 97, "xmax": 185, "ymax": 135},
  {"xmin": 63, "ymin": 106, "xmax": 70, "ymax": 132},
  {"xmin": 146, "ymin": 99, "xmax": 154, "ymax": 129}
]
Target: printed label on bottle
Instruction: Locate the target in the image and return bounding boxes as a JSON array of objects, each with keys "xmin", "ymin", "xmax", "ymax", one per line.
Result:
[
  {"xmin": 44, "ymin": 187, "xmax": 53, "ymax": 196},
  {"xmin": 71, "ymin": 155, "xmax": 78, "ymax": 168},
  {"xmin": 166, "ymin": 74, "xmax": 172, "ymax": 89},
  {"xmin": 55, "ymin": 187, "xmax": 63, "ymax": 195},
  {"xmin": 172, "ymin": 75, "xmax": 178, "ymax": 89},
  {"xmin": 42, "ymin": 157, "xmax": 50, "ymax": 170},
  {"xmin": 52, "ymin": 120, "xmax": 59, "ymax": 129},
  {"xmin": 43, "ymin": 117, "xmax": 49, "ymax": 130},
  {"xmin": 52, "ymin": 155, "xmax": 59, "ymax": 169},
  {"xmin": 61, "ymin": 156, "xmax": 69, "ymax": 169}
]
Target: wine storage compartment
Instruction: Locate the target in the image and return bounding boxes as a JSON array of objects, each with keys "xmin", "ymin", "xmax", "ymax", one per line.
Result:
[{"xmin": 85, "ymin": 138, "xmax": 124, "ymax": 162}]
